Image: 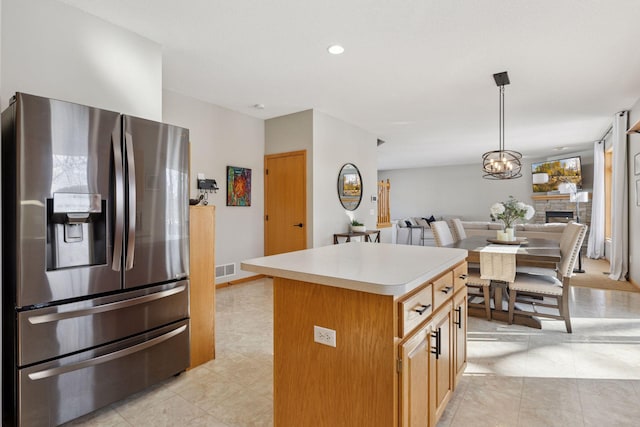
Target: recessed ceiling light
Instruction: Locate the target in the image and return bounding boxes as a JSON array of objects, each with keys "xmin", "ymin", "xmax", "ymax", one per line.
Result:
[
  {"xmin": 327, "ymin": 44, "xmax": 345, "ymax": 55},
  {"xmin": 253, "ymin": 104, "xmax": 265, "ymax": 110},
  {"xmin": 553, "ymin": 146, "xmax": 569, "ymax": 151}
]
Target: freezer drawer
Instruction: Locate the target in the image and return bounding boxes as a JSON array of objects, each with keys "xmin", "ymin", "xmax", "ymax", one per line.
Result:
[
  {"xmin": 18, "ymin": 280, "xmax": 189, "ymax": 366},
  {"xmin": 18, "ymin": 319, "xmax": 190, "ymax": 427}
]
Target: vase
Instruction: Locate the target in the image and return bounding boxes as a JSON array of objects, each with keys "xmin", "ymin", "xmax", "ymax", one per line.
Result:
[
  {"xmin": 505, "ymin": 227, "xmax": 515, "ymax": 241},
  {"xmin": 351, "ymin": 225, "xmax": 366, "ymax": 233}
]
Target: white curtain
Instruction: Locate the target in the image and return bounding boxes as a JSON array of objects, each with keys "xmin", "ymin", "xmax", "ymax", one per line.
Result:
[
  {"xmin": 587, "ymin": 140, "xmax": 606, "ymax": 258},
  {"xmin": 609, "ymin": 111, "xmax": 629, "ymax": 281}
]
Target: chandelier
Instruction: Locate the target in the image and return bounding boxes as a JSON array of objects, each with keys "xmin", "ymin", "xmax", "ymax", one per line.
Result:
[{"xmin": 482, "ymin": 71, "xmax": 522, "ymax": 179}]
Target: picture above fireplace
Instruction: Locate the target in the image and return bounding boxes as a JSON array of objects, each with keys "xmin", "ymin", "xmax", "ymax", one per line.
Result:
[{"xmin": 531, "ymin": 156, "xmax": 582, "ymax": 193}]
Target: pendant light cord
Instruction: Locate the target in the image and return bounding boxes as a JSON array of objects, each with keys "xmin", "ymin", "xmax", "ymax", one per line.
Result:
[{"xmin": 499, "ymin": 85, "xmax": 505, "ymax": 152}]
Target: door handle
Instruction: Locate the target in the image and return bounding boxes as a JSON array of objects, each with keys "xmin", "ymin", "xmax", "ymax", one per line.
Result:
[
  {"xmin": 441, "ymin": 286, "xmax": 453, "ymax": 294},
  {"xmin": 431, "ymin": 329, "xmax": 440, "ymax": 360},
  {"xmin": 293, "ymin": 223, "xmax": 304, "ymax": 228},
  {"xmin": 124, "ymin": 131, "xmax": 136, "ymax": 270},
  {"xmin": 455, "ymin": 306, "xmax": 463, "ymax": 328},
  {"xmin": 111, "ymin": 130, "xmax": 124, "ymax": 272},
  {"xmin": 414, "ymin": 304, "xmax": 431, "ymax": 315}
]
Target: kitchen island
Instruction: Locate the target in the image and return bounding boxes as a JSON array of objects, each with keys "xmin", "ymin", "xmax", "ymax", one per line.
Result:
[{"xmin": 242, "ymin": 242, "xmax": 469, "ymax": 427}]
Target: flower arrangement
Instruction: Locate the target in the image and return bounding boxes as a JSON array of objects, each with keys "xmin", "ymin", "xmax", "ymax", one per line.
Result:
[
  {"xmin": 350, "ymin": 219, "xmax": 364, "ymax": 227},
  {"xmin": 490, "ymin": 196, "xmax": 535, "ymax": 229}
]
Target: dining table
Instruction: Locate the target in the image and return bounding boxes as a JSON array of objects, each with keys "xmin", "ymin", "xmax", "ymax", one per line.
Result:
[{"xmin": 446, "ymin": 235, "xmax": 561, "ymax": 328}]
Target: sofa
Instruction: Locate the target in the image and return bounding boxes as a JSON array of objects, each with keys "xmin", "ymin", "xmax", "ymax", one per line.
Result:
[
  {"xmin": 392, "ymin": 217, "xmax": 567, "ymax": 246},
  {"xmin": 461, "ymin": 221, "xmax": 567, "ymax": 241}
]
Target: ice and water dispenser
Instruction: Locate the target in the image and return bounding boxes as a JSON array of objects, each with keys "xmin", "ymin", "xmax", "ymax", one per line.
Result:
[{"xmin": 47, "ymin": 193, "xmax": 107, "ymax": 270}]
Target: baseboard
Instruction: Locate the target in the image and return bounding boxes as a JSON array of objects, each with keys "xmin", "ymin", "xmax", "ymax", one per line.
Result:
[{"xmin": 216, "ymin": 274, "xmax": 266, "ymax": 289}]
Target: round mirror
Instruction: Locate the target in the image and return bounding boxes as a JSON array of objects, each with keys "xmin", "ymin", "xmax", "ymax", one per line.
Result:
[{"xmin": 337, "ymin": 163, "xmax": 362, "ymax": 211}]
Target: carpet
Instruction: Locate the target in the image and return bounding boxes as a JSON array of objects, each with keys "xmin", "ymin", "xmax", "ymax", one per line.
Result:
[{"xmin": 571, "ymin": 257, "xmax": 640, "ymax": 292}]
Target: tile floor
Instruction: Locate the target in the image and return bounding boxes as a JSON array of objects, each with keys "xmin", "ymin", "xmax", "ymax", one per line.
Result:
[{"xmin": 67, "ymin": 279, "xmax": 640, "ymax": 427}]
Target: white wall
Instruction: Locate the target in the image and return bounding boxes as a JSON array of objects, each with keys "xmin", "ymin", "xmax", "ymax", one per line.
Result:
[
  {"xmin": 265, "ymin": 109, "xmax": 378, "ymax": 248},
  {"xmin": 379, "ymin": 162, "xmax": 536, "ymax": 222},
  {"xmin": 1, "ymin": 0, "xmax": 162, "ymax": 119},
  {"xmin": 265, "ymin": 110, "xmax": 314, "ymax": 246},
  {"xmin": 313, "ymin": 111, "xmax": 378, "ymax": 247},
  {"xmin": 378, "ymin": 153, "xmax": 594, "ymax": 223},
  {"xmin": 628, "ymin": 98, "xmax": 640, "ymax": 285},
  {"xmin": 163, "ymin": 90, "xmax": 265, "ymax": 281}
]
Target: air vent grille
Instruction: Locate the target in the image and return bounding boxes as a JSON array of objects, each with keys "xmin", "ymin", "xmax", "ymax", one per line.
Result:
[{"xmin": 215, "ymin": 263, "xmax": 236, "ymax": 279}]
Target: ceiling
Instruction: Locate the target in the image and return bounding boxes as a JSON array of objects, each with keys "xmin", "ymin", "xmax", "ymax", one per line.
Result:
[{"xmin": 59, "ymin": 0, "xmax": 640, "ymax": 170}]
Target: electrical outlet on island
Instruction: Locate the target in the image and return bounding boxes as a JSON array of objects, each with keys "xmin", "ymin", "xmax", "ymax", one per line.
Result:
[{"xmin": 313, "ymin": 325, "xmax": 336, "ymax": 347}]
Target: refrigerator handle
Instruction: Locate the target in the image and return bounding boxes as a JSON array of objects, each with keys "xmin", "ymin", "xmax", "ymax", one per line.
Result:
[
  {"xmin": 124, "ymin": 132, "xmax": 136, "ymax": 270},
  {"xmin": 111, "ymin": 130, "xmax": 124, "ymax": 272},
  {"xmin": 27, "ymin": 284, "xmax": 187, "ymax": 324},
  {"xmin": 27, "ymin": 324, "xmax": 187, "ymax": 380}
]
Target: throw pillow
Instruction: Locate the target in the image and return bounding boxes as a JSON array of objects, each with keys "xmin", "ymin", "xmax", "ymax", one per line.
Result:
[{"xmin": 416, "ymin": 218, "xmax": 429, "ymax": 227}]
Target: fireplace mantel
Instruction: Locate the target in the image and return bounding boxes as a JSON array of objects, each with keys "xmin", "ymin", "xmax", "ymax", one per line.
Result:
[{"xmin": 531, "ymin": 193, "xmax": 591, "ymax": 201}]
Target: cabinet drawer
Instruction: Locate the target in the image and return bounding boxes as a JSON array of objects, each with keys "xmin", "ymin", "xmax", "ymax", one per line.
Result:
[
  {"xmin": 433, "ymin": 271, "xmax": 454, "ymax": 310},
  {"xmin": 453, "ymin": 262, "xmax": 468, "ymax": 293},
  {"xmin": 398, "ymin": 284, "xmax": 433, "ymax": 337}
]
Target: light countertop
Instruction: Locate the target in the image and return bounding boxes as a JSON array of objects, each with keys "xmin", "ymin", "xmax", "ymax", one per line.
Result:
[{"xmin": 241, "ymin": 242, "xmax": 468, "ymax": 296}]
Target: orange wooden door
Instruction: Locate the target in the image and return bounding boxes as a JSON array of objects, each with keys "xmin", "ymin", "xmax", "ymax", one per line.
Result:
[{"xmin": 264, "ymin": 150, "xmax": 307, "ymax": 255}]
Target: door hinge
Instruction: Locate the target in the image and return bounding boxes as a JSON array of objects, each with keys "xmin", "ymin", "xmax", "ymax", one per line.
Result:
[{"xmin": 396, "ymin": 359, "xmax": 402, "ymax": 373}]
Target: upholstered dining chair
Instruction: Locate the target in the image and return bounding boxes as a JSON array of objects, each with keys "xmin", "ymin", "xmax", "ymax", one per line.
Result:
[
  {"xmin": 449, "ymin": 218, "xmax": 466, "ymax": 242},
  {"xmin": 430, "ymin": 221, "xmax": 455, "ymax": 247},
  {"xmin": 432, "ymin": 221, "xmax": 491, "ymax": 320},
  {"xmin": 507, "ymin": 222, "xmax": 588, "ymax": 333}
]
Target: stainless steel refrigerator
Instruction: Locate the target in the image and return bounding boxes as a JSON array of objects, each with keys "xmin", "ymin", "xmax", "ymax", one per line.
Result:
[{"xmin": 1, "ymin": 93, "xmax": 191, "ymax": 426}]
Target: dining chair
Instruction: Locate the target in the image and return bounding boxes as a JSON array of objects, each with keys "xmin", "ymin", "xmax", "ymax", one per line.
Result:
[
  {"xmin": 515, "ymin": 223, "xmax": 574, "ymax": 276},
  {"xmin": 449, "ymin": 218, "xmax": 466, "ymax": 242},
  {"xmin": 507, "ymin": 222, "xmax": 588, "ymax": 333},
  {"xmin": 430, "ymin": 221, "xmax": 455, "ymax": 246},
  {"xmin": 432, "ymin": 221, "xmax": 491, "ymax": 320}
]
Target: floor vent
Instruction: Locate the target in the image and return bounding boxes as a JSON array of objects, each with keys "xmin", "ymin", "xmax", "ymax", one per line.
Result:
[{"xmin": 215, "ymin": 263, "xmax": 236, "ymax": 279}]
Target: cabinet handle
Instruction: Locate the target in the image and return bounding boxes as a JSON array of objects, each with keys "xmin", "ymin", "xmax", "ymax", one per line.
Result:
[
  {"xmin": 455, "ymin": 306, "xmax": 462, "ymax": 329},
  {"xmin": 437, "ymin": 327, "xmax": 442, "ymax": 356},
  {"xmin": 431, "ymin": 330, "xmax": 439, "ymax": 360},
  {"xmin": 459, "ymin": 274, "xmax": 468, "ymax": 280},
  {"xmin": 414, "ymin": 304, "xmax": 431, "ymax": 315},
  {"xmin": 441, "ymin": 286, "xmax": 453, "ymax": 294}
]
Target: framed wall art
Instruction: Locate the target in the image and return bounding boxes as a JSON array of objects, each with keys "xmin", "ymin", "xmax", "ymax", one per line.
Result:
[{"xmin": 227, "ymin": 166, "xmax": 251, "ymax": 206}]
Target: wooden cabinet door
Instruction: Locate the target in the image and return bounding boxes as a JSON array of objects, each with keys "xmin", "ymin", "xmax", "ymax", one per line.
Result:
[
  {"xmin": 431, "ymin": 303, "xmax": 453, "ymax": 425},
  {"xmin": 399, "ymin": 323, "xmax": 434, "ymax": 427},
  {"xmin": 189, "ymin": 206, "xmax": 215, "ymax": 368},
  {"xmin": 453, "ymin": 289, "xmax": 468, "ymax": 388}
]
